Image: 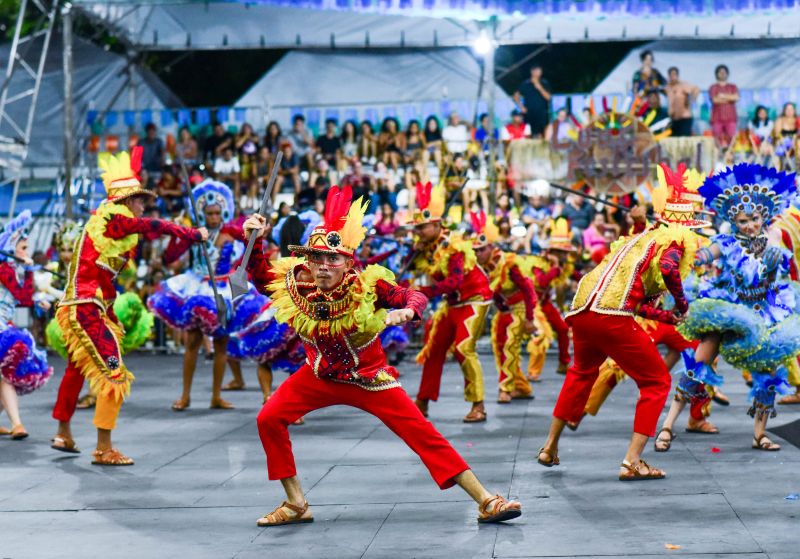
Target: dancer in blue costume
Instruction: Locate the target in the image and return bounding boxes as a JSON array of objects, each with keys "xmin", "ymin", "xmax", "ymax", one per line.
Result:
[
  {"xmin": 148, "ymin": 179, "xmax": 261, "ymax": 411},
  {"xmin": 0, "ymin": 211, "xmax": 53, "ymax": 439},
  {"xmin": 675, "ymin": 163, "xmax": 800, "ymax": 452}
]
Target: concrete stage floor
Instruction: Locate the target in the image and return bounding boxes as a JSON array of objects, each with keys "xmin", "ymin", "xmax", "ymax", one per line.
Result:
[{"xmin": 1, "ymin": 351, "xmax": 799, "ymax": 559}]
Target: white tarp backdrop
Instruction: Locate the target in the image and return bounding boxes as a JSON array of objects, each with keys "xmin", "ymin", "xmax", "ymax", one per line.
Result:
[
  {"xmin": 0, "ymin": 36, "xmax": 179, "ymax": 168},
  {"xmin": 235, "ymin": 48, "xmax": 514, "ymax": 128},
  {"xmin": 72, "ymin": 1, "xmax": 800, "ymax": 49}
]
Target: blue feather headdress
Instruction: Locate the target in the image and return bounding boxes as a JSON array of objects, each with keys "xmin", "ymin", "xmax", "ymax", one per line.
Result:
[
  {"xmin": 0, "ymin": 210, "xmax": 33, "ymax": 259},
  {"xmin": 699, "ymin": 164, "xmax": 797, "ymax": 227},
  {"xmin": 192, "ymin": 179, "xmax": 234, "ymax": 226}
]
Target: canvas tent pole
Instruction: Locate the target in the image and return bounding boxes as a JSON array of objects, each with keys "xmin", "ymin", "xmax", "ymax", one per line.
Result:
[{"xmin": 62, "ymin": 2, "xmax": 75, "ymax": 219}]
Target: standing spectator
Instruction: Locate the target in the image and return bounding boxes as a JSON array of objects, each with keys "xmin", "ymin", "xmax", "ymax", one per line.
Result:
[
  {"xmin": 500, "ymin": 109, "xmax": 532, "ymax": 144},
  {"xmin": 665, "ymin": 67, "xmax": 699, "ymax": 137},
  {"xmin": 631, "ymin": 50, "xmax": 666, "ymax": 98},
  {"xmin": 277, "ymin": 142, "xmax": 301, "ymax": 195},
  {"xmin": 316, "ymin": 118, "xmax": 342, "ymax": 169},
  {"xmin": 513, "ymin": 65, "xmax": 552, "ymax": 138},
  {"xmin": 141, "ymin": 123, "xmax": 165, "ymax": 188},
  {"xmin": 560, "ymin": 194, "xmax": 594, "ymax": 234},
  {"xmin": 204, "ymin": 122, "xmax": 233, "ymax": 161},
  {"xmin": 709, "ymin": 64, "xmax": 740, "ymax": 149},
  {"xmin": 404, "ymin": 119, "xmax": 425, "ymax": 166},
  {"xmin": 340, "ymin": 120, "xmax": 359, "ymax": 164},
  {"xmin": 213, "ymin": 146, "xmax": 242, "ymax": 200},
  {"xmin": 377, "ymin": 117, "xmax": 405, "ymax": 171},
  {"xmin": 423, "ymin": 115, "xmax": 444, "ymax": 168},
  {"xmin": 175, "ymin": 126, "xmax": 198, "ymax": 167},
  {"xmin": 287, "ymin": 115, "xmax": 315, "ymax": 170},
  {"xmin": 263, "ymin": 121, "xmax": 284, "ymax": 158},
  {"xmin": 442, "ymin": 112, "xmax": 470, "ymax": 156},
  {"xmin": 357, "ymin": 120, "xmax": 377, "ymax": 164}
]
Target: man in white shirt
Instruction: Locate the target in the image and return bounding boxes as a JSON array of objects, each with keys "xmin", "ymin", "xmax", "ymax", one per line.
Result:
[
  {"xmin": 442, "ymin": 112, "xmax": 471, "ymax": 156},
  {"xmin": 213, "ymin": 147, "xmax": 241, "ymax": 199}
]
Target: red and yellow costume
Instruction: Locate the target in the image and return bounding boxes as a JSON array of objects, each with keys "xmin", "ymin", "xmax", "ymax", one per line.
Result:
[
  {"xmin": 409, "ymin": 184, "xmax": 492, "ymax": 407},
  {"xmin": 774, "ymin": 207, "xmax": 800, "ymax": 399},
  {"xmin": 470, "ymin": 212, "xmax": 538, "ymax": 397},
  {"xmin": 526, "ymin": 219, "xmax": 576, "ymax": 378},
  {"xmin": 255, "ymin": 186, "xmax": 469, "ymax": 489},
  {"xmin": 583, "ymin": 317, "xmax": 699, "ymax": 419},
  {"xmin": 52, "ymin": 150, "xmax": 202, "ymax": 431},
  {"xmin": 552, "ymin": 166, "xmax": 706, "ymax": 437}
]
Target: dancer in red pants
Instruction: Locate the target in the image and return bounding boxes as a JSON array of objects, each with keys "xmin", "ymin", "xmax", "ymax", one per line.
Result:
[
  {"xmin": 536, "ymin": 163, "xmax": 708, "ymax": 480},
  {"xmin": 242, "ymin": 186, "xmax": 521, "ymax": 526},
  {"xmin": 50, "ymin": 149, "xmax": 206, "ymax": 464},
  {"xmin": 408, "ymin": 182, "xmax": 493, "ymax": 422}
]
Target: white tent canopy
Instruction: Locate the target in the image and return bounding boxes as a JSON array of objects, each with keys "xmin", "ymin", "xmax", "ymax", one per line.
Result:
[
  {"xmin": 0, "ymin": 35, "xmax": 179, "ymax": 168},
  {"xmin": 236, "ymin": 48, "xmax": 514, "ymax": 128},
  {"xmin": 73, "ymin": 1, "xmax": 800, "ymax": 49}
]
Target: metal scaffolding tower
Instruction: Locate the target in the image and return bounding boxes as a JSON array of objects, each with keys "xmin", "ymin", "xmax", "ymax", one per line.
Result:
[{"xmin": 0, "ymin": 0, "xmax": 58, "ymax": 217}]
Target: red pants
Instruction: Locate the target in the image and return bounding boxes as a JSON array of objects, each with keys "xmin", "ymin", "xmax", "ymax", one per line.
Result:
[
  {"xmin": 553, "ymin": 311, "xmax": 671, "ymax": 437},
  {"xmin": 540, "ymin": 300, "xmax": 570, "ymax": 365},
  {"xmin": 257, "ymin": 364, "xmax": 470, "ymax": 489},
  {"xmin": 52, "ymin": 363, "xmax": 84, "ymax": 424},
  {"xmin": 417, "ymin": 303, "xmax": 488, "ymax": 403}
]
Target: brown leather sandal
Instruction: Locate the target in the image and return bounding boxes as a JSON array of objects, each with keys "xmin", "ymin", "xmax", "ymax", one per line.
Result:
[
  {"xmin": 0, "ymin": 426, "xmax": 10, "ymax": 436},
  {"xmin": 778, "ymin": 392, "xmax": 800, "ymax": 405},
  {"xmin": 537, "ymin": 447, "xmax": 560, "ymax": 467},
  {"xmin": 209, "ymin": 398, "xmax": 235, "ymax": 410},
  {"xmin": 497, "ymin": 391, "xmax": 512, "ymax": 404},
  {"xmin": 10, "ymin": 424, "xmax": 28, "ymax": 440},
  {"xmin": 51, "ymin": 435, "xmax": 81, "ymax": 454},
  {"xmin": 256, "ymin": 501, "xmax": 314, "ymax": 527},
  {"xmin": 222, "ymin": 380, "xmax": 246, "ymax": 391},
  {"xmin": 619, "ymin": 459, "xmax": 665, "ymax": 481},
  {"xmin": 752, "ymin": 434, "xmax": 781, "ymax": 451},
  {"xmin": 686, "ymin": 421, "xmax": 719, "ymax": 434},
  {"xmin": 91, "ymin": 448, "xmax": 134, "ymax": 466},
  {"xmin": 478, "ymin": 495, "xmax": 522, "ymax": 524},
  {"xmin": 527, "ymin": 373, "xmax": 542, "ymax": 383},
  {"xmin": 463, "ymin": 406, "xmax": 487, "ymax": 423},
  {"xmin": 171, "ymin": 398, "xmax": 190, "ymax": 411},
  {"xmin": 510, "ymin": 389, "xmax": 534, "ymax": 400},
  {"xmin": 654, "ymin": 428, "xmax": 675, "ymax": 452},
  {"xmin": 76, "ymin": 394, "xmax": 96, "ymax": 409}
]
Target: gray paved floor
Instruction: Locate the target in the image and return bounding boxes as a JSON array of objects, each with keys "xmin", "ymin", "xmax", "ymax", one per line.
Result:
[{"xmin": 1, "ymin": 351, "xmax": 799, "ymax": 559}]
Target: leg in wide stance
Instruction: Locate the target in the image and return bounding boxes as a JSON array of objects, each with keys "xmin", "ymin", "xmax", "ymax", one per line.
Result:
[
  {"xmin": 256, "ymin": 366, "xmax": 520, "ymax": 526},
  {"xmin": 538, "ymin": 312, "xmax": 671, "ymax": 480}
]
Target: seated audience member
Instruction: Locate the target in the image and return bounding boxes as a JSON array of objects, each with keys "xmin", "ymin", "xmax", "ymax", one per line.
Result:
[
  {"xmin": 235, "ymin": 123, "xmax": 260, "ymax": 157},
  {"xmin": 544, "ymin": 108, "xmax": 576, "ymax": 147},
  {"xmin": 442, "ymin": 112, "xmax": 471, "ymax": 157},
  {"xmin": 175, "ymin": 126, "xmax": 199, "ymax": 167},
  {"xmin": 560, "ymin": 193, "xmax": 594, "ymax": 233},
  {"xmin": 500, "ymin": 109, "xmax": 532, "ymax": 144},
  {"xmin": 340, "ymin": 120, "xmax": 360, "ymax": 167},
  {"xmin": 204, "ymin": 122, "xmax": 234, "ymax": 162},
  {"xmin": 473, "ymin": 113, "xmax": 499, "ymax": 156},
  {"xmin": 277, "ymin": 142, "xmax": 302, "ymax": 195},
  {"xmin": 357, "ymin": 120, "xmax": 378, "ymax": 164},
  {"xmin": 263, "ymin": 121, "xmax": 285, "ymax": 158},
  {"xmin": 374, "ymin": 202, "xmax": 401, "ymax": 236},
  {"xmin": 213, "ymin": 146, "xmax": 242, "ymax": 199},
  {"xmin": 404, "ymin": 120, "xmax": 425, "ymax": 167},
  {"xmin": 297, "ymin": 176, "xmax": 330, "ymax": 209},
  {"xmin": 156, "ymin": 166, "xmax": 185, "ymax": 215},
  {"xmin": 316, "ymin": 118, "xmax": 342, "ymax": 169},
  {"xmin": 423, "ymin": 115, "xmax": 444, "ymax": 168},
  {"xmin": 287, "ymin": 114, "xmax": 316, "ymax": 170},
  {"xmin": 377, "ymin": 117, "xmax": 406, "ymax": 171}
]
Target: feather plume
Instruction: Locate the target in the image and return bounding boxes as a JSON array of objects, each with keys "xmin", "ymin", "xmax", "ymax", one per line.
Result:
[
  {"xmin": 129, "ymin": 146, "xmax": 143, "ymax": 179},
  {"xmin": 428, "ymin": 184, "xmax": 446, "ymax": 218},
  {"xmin": 469, "ymin": 210, "xmax": 487, "ymax": 234},
  {"xmin": 653, "ymin": 165, "xmax": 669, "ymax": 215},
  {"xmin": 340, "ymin": 196, "xmax": 370, "ymax": 251},
  {"xmin": 415, "ymin": 181, "xmax": 432, "ymax": 210},
  {"xmin": 323, "ymin": 185, "xmax": 353, "ymax": 231}
]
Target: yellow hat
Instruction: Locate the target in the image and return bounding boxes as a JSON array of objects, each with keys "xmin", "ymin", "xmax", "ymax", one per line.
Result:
[{"xmin": 98, "ymin": 146, "xmax": 155, "ymax": 203}]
